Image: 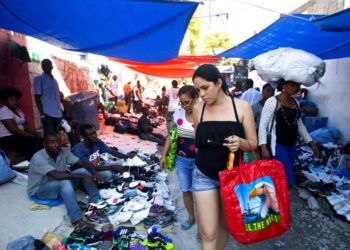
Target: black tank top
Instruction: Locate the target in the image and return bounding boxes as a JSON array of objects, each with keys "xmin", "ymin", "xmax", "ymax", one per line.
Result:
[
  {"xmin": 275, "ymin": 102, "xmax": 300, "ymax": 146},
  {"xmin": 195, "ymin": 98, "xmax": 244, "ymax": 181}
]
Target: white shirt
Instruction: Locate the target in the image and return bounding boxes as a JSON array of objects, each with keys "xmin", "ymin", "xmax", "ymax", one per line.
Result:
[
  {"xmin": 258, "ymin": 97, "xmax": 312, "ymax": 156},
  {"xmin": 241, "ymin": 88, "xmax": 262, "ymax": 106},
  {"xmin": 167, "ymin": 88, "xmax": 180, "ymax": 112},
  {"xmin": 173, "ymin": 108, "xmax": 195, "ymax": 139},
  {"xmin": 0, "ymin": 106, "xmax": 26, "ymax": 137}
]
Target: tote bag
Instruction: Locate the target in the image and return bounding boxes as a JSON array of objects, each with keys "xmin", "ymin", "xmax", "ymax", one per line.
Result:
[{"xmin": 219, "ymin": 152, "xmax": 290, "ymax": 244}]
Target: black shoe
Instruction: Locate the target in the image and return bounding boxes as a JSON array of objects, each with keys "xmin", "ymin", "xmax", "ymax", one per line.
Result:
[
  {"xmin": 70, "ymin": 224, "xmax": 101, "ymax": 246},
  {"xmin": 88, "ymin": 212, "xmax": 110, "ymax": 224}
]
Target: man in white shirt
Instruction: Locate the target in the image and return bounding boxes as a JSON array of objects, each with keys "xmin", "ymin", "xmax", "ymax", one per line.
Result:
[
  {"xmin": 240, "ymin": 79, "xmax": 262, "ymax": 106},
  {"xmin": 165, "ymin": 80, "xmax": 180, "ymax": 131},
  {"xmin": 106, "ymin": 75, "xmax": 119, "ymax": 106}
]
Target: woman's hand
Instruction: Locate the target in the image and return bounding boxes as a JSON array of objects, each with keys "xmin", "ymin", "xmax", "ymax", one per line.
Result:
[
  {"xmin": 159, "ymin": 156, "xmax": 166, "ymax": 170},
  {"xmin": 309, "ymin": 141, "xmax": 320, "ymax": 158},
  {"xmin": 261, "ymin": 145, "xmax": 271, "ymax": 160},
  {"xmin": 224, "ymin": 135, "xmax": 241, "ymax": 152}
]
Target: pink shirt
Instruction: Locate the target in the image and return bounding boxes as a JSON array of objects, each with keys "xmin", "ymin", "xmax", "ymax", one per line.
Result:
[{"xmin": 0, "ymin": 106, "xmax": 25, "ymax": 137}]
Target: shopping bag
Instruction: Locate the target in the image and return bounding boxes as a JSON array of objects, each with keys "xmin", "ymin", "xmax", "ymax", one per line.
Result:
[
  {"xmin": 219, "ymin": 153, "xmax": 290, "ymax": 244},
  {"xmin": 165, "ymin": 121, "xmax": 178, "ymax": 171}
]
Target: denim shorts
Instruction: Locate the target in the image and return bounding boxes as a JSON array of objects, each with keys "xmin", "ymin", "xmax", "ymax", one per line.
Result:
[
  {"xmin": 175, "ymin": 155, "xmax": 195, "ymax": 192},
  {"xmin": 192, "ymin": 165, "xmax": 220, "ymax": 192}
]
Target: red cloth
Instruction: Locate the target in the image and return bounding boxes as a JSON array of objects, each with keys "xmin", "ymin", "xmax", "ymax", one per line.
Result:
[{"xmin": 110, "ymin": 56, "xmax": 221, "ymax": 78}]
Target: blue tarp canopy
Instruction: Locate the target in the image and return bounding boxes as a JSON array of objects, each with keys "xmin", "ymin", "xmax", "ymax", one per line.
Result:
[
  {"xmin": 220, "ymin": 12, "xmax": 350, "ymax": 60},
  {"xmin": 0, "ymin": 0, "xmax": 198, "ymax": 62},
  {"xmin": 312, "ymin": 8, "xmax": 350, "ymax": 31}
]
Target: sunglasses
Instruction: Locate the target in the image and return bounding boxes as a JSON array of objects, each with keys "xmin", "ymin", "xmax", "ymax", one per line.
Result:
[{"xmin": 207, "ymin": 139, "xmax": 228, "ymax": 147}]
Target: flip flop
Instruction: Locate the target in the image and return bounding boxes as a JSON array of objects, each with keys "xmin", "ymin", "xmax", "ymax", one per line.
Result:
[{"xmin": 180, "ymin": 221, "xmax": 195, "ymax": 231}]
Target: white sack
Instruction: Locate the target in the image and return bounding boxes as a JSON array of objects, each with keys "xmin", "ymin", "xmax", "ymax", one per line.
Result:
[{"xmin": 250, "ymin": 47, "xmax": 326, "ymax": 87}]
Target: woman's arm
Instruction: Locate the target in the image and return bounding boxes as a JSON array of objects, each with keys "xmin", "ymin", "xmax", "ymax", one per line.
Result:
[
  {"xmin": 258, "ymin": 97, "xmax": 277, "ymax": 146},
  {"xmin": 1, "ymin": 119, "xmax": 35, "ymax": 137},
  {"xmin": 240, "ymin": 102, "xmax": 258, "ymax": 151},
  {"xmin": 159, "ymin": 135, "xmax": 171, "ymax": 169},
  {"xmin": 23, "ymin": 120, "xmax": 41, "ymax": 138}
]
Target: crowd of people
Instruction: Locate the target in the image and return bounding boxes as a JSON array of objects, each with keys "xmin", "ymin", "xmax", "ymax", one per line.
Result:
[{"xmin": 0, "ymin": 59, "xmax": 322, "ymax": 250}]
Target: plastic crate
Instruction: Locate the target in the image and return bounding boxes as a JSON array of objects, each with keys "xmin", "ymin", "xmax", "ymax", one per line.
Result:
[{"xmin": 65, "ymin": 91, "xmax": 99, "ymax": 129}]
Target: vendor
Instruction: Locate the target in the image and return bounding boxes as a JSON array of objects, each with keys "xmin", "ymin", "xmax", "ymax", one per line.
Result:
[
  {"xmin": 138, "ymin": 107, "xmax": 166, "ymax": 146},
  {"xmin": 0, "ymin": 87, "xmax": 43, "ymax": 160},
  {"xmin": 71, "ymin": 124, "xmax": 131, "ymax": 182}
]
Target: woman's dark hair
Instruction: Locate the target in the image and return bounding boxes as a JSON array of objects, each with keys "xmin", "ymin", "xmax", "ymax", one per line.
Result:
[
  {"xmin": 276, "ymin": 79, "xmax": 285, "ymax": 92},
  {"xmin": 178, "ymin": 85, "xmax": 199, "ymax": 99},
  {"xmin": 192, "ymin": 64, "xmax": 231, "ymax": 96},
  {"xmin": 0, "ymin": 87, "xmax": 22, "ymax": 101}
]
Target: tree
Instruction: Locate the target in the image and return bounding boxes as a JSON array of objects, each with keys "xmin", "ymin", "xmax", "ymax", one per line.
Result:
[
  {"xmin": 180, "ymin": 10, "xmax": 205, "ymax": 55},
  {"xmin": 203, "ymin": 31, "xmax": 232, "ymax": 55}
]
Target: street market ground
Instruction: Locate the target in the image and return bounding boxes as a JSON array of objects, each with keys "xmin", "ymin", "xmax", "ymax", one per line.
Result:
[{"xmin": 1, "ymin": 127, "xmax": 350, "ymax": 249}]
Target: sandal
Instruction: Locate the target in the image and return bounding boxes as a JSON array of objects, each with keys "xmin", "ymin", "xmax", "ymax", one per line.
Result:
[{"xmin": 180, "ymin": 221, "xmax": 195, "ymax": 231}]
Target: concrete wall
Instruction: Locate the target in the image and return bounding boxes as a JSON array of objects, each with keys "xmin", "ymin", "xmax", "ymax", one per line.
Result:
[
  {"xmin": 291, "ymin": 0, "xmax": 344, "ymax": 14},
  {"xmin": 308, "ymin": 58, "xmax": 350, "ymax": 144}
]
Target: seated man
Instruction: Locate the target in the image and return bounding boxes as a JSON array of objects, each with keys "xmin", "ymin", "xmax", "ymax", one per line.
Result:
[
  {"xmin": 138, "ymin": 107, "xmax": 166, "ymax": 146},
  {"xmin": 27, "ymin": 133, "xmax": 103, "ymax": 226},
  {"xmin": 72, "ymin": 124, "xmax": 130, "ymax": 182}
]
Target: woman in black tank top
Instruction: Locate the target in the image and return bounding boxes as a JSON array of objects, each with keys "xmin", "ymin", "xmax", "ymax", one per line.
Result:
[{"xmin": 192, "ymin": 64, "xmax": 257, "ymax": 249}]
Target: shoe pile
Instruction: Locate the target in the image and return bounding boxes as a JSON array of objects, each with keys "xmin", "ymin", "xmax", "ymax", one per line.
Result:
[
  {"xmin": 81, "ymin": 152, "xmax": 176, "ymax": 229},
  {"xmin": 113, "ymin": 225, "xmax": 174, "ymax": 250}
]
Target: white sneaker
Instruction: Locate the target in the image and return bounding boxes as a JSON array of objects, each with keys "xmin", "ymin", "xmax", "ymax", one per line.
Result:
[
  {"xmin": 90, "ymin": 199, "xmax": 107, "ymax": 209},
  {"xmin": 100, "ymin": 189, "xmax": 123, "ymax": 200},
  {"xmin": 108, "ymin": 211, "xmax": 133, "ymax": 226},
  {"xmin": 106, "ymin": 197, "xmax": 125, "ymax": 206},
  {"xmin": 124, "ymin": 197, "xmax": 147, "ymax": 211},
  {"xmin": 130, "ymin": 208, "xmax": 150, "ymax": 226}
]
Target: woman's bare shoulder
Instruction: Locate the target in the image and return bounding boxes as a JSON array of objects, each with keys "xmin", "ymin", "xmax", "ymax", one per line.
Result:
[{"xmin": 234, "ymin": 98, "xmax": 250, "ymax": 110}]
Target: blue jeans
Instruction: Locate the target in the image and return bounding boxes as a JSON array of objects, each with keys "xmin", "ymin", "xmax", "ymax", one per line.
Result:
[
  {"xmin": 275, "ymin": 144, "xmax": 297, "ymax": 189},
  {"xmin": 192, "ymin": 165, "xmax": 220, "ymax": 192},
  {"xmin": 34, "ymin": 168, "xmax": 101, "ymax": 223},
  {"xmin": 175, "ymin": 156, "xmax": 195, "ymax": 192}
]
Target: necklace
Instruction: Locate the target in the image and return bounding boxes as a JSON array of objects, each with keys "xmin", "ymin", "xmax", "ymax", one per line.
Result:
[{"xmin": 280, "ymin": 100, "xmax": 299, "ymax": 126}]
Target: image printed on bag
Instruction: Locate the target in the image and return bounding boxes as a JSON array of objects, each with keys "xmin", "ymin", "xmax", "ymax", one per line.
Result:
[{"xmin": 234, "ymin": 176, "xmax": 281, "ymax": 232}]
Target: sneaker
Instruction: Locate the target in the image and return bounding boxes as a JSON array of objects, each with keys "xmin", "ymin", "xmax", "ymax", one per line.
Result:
[
  {"xmin": 129, "ymin": 181, "xmax": 140, "ymax": 189},
  {"xmin": 148, "ymin": 204, "xmax": 172, "ymax": 217},
  {"xmin": 108, "ymin": 211, "xmax": 133, "ymax": 226},
  {"xmin": 100, "ymin": 189, "xmax": 123, "ymax": 200},
  {"xmin": 113, "ymin": 226, "xmax": 136, "ymax": 238},
  {"xmin": 103, "ymin": 205, "xmax": 123, "ymax": 216},
  {"xmin": 100, "ymin": 223, "xmax": 114, "ymax": 250},
  {"xmin": 70, "ymin": 224, "xmax": 101, "ymax": 246},
  {"xmin": 143, "ymin": 213, "xmax": 174, "ymax": 229},
  {"xmin": 106, "ymin": 197, "xmax": 126, "ymax": 206},
  {"xmin": 124, "ymin": 198, "xmax": 146, "ymax": 212},
  {"xmin": 336, "ymin": 204, "xmax": 350, "ymax": 216},
  {"xmin": 90, "ymin": 199, "xmax": 107, "ymax": 209},
  {"xmin": 88, "ymin": 212, "xmax": 110, "ymax": 224},
  {"xmin": 117, "ymin": 183, "xmax": 128, "ymax": 193}
]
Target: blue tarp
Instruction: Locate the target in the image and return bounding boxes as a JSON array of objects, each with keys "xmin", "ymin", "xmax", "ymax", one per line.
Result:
[
  {"xmin": 220, "ymin": 13, "xmax": 350, "ymax": 60},
  {"xmin": 0, "ymin": 0, "xmax": 198, "ymax": 62},
  {"xmin": 312, "ymin": 8, "xmax": 350, "ymax": 32}
]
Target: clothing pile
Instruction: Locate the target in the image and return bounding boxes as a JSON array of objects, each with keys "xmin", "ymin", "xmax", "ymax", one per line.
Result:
[{"xmin": 294, "ymin": 138, "xmax": 350, "ymax": 223}]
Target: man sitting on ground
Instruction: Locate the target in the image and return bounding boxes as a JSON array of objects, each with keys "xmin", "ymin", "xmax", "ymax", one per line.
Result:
[
  {"xmin": 27, "ymin": 133, "xmax": 103, "ymax": 227},
  {"xmin": 138, "ymin": 107, "xmax": 166, "ymax": 146},
  {"xmin": 72, "ymin": 124, "xmax": 131, "ymax": 182}
]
